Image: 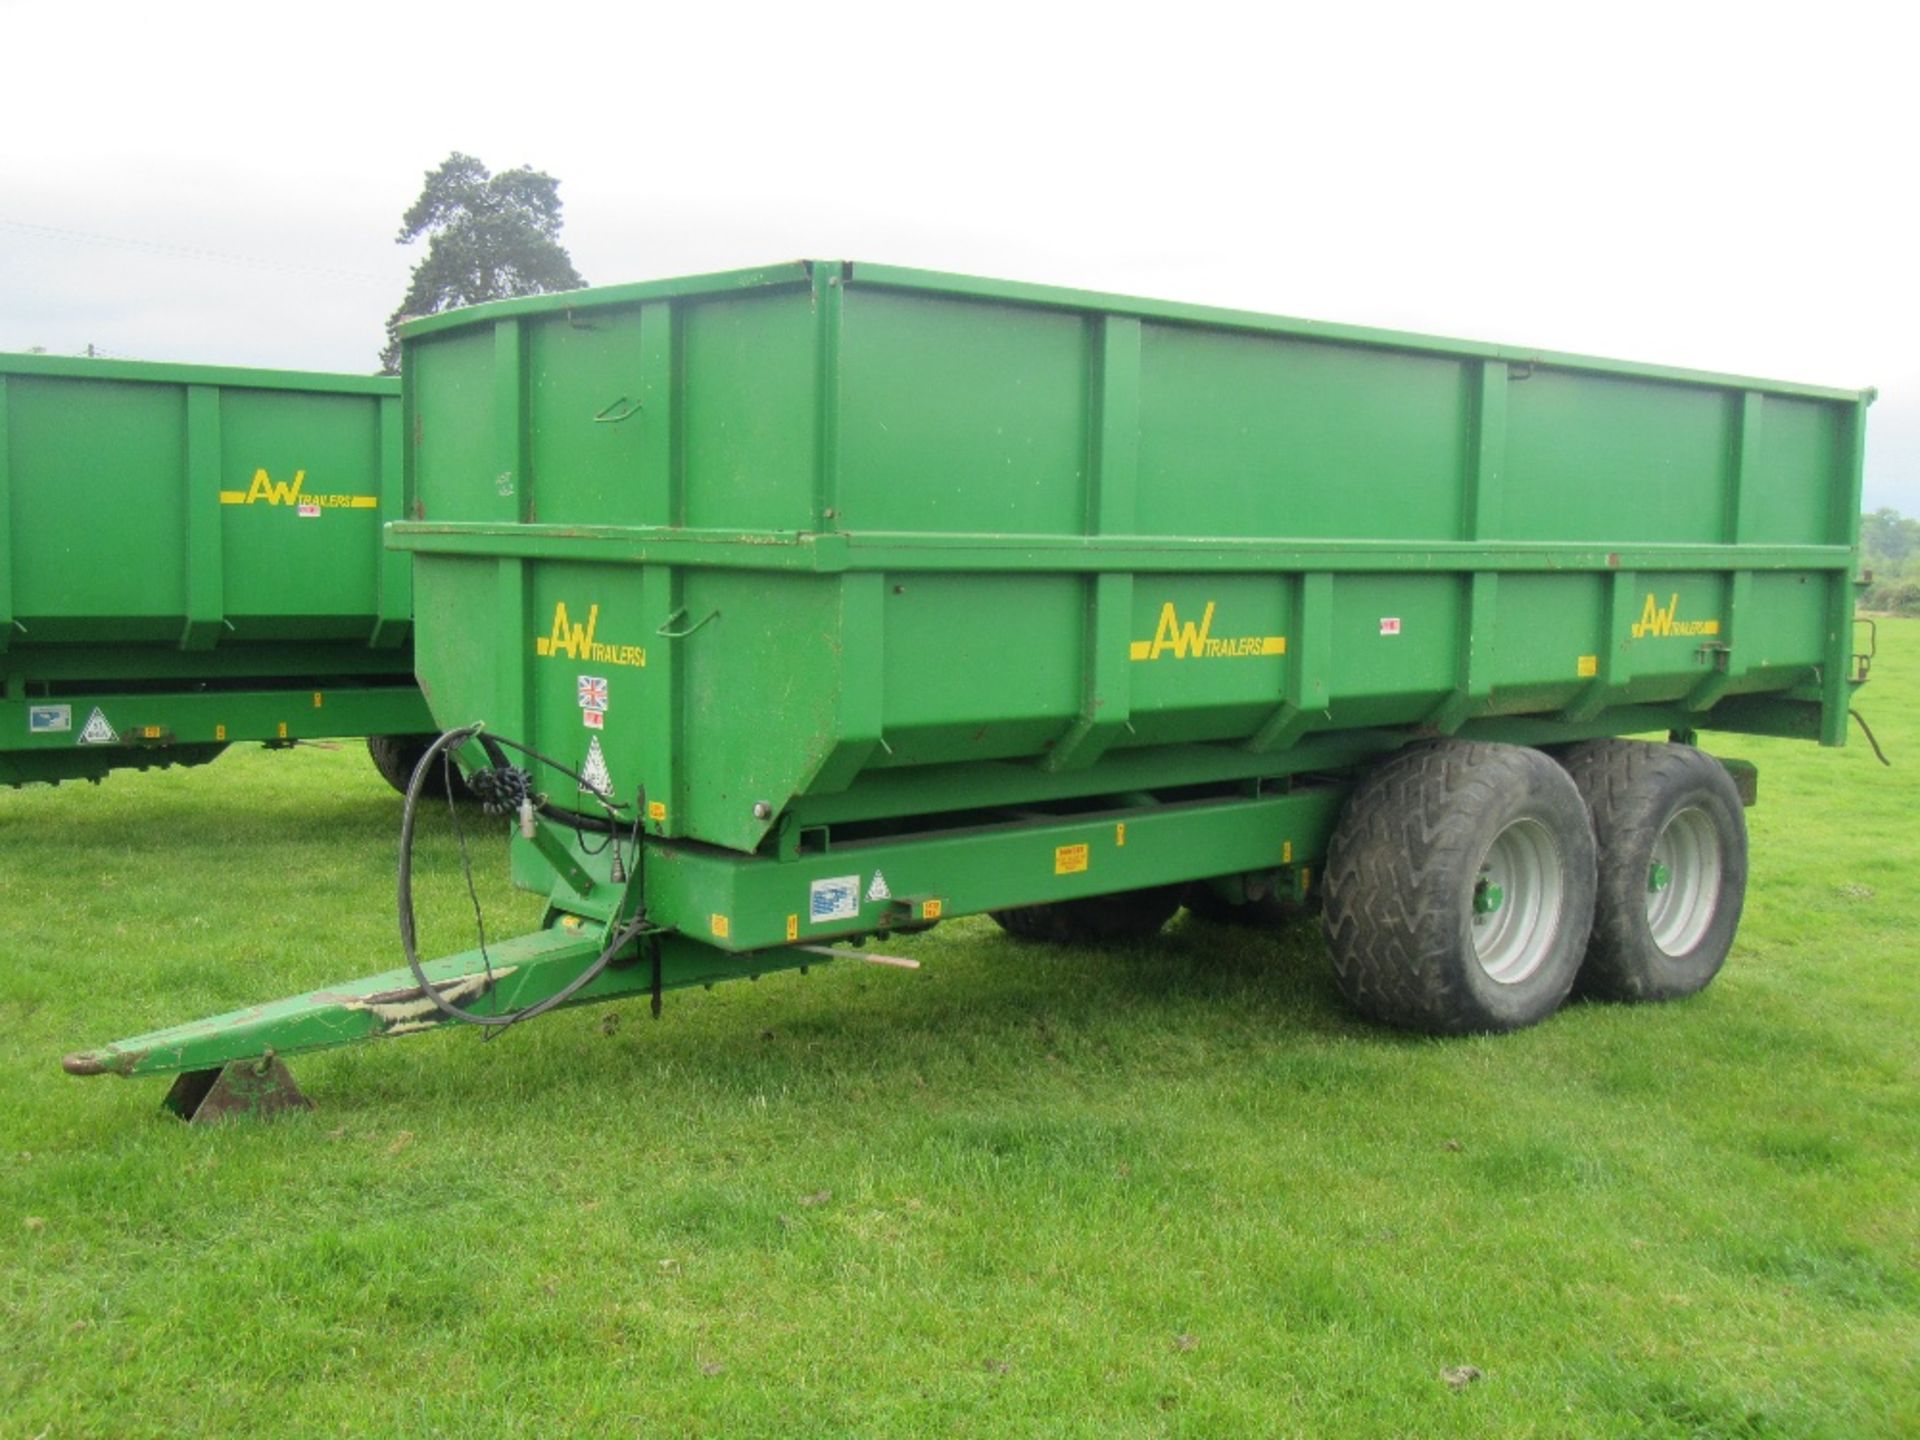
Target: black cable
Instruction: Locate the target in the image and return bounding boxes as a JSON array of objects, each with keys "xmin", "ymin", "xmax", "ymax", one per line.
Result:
[
  {"xmin": 535, "ymin": 799, "xmax": 624, "ymax": 835},
  {"xmin": 487, "ymin": 733, "xmax": 628, "ymax": 814},
  {"xmin": 397, "ymin": 725, "xmax": 647, "ymax": 1030},
  {"xmin": 459, "ymin": 729, "xmax": 633, "ymax": 836},
  {"xmin": 1851, "ymin": 708, "xmax": 1892, "ymax": 767},
  {"xmin": 607, "ymin": 791, "xmax": 646, "ymax": 885},
  {"xmin": 461, "ymin": 730, "xmax": 630, "ymax": 832},
  {"xmin": 443, "ymin": 743, "xmax": 497, "ymax": 1025}
]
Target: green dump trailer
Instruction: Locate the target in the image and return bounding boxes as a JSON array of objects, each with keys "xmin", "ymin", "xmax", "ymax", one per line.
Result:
[
  {"xmin": 0, "ymin": 352, "xmax": 436, "ymax": 789},
  {"xmin": 65, "ymin": 262, "xmax": 1874, "ymax": 1120}
]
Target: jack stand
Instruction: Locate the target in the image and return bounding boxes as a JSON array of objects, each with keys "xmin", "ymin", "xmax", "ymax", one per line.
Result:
[{"xmin": 162, "ymin": 1053, "xmax": 312, "ymax": 1125}]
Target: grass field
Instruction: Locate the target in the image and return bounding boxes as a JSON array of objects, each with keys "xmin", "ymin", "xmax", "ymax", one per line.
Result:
[{"xmin": 3, "ymin": 623, "xmax": 1915, "ymax": 1438}]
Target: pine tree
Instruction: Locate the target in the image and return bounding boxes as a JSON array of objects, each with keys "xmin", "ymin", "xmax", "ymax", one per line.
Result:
[{"xmin": 379, "ymin": 152, "xmax": 584, "ymax": 373}]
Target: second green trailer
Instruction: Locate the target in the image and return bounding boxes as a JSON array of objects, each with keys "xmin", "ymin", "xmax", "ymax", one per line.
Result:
[{"xmin": 1, "ymin": 352, "xmax": 436, "ymax": 788}]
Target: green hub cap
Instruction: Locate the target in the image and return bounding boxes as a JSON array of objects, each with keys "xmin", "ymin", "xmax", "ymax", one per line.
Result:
[
  {"xmin": 1473, "ymin": 880, "xmax": 1506, "ymax": 915},
  {"xmin": 1648, "ymin": 861, "xmax": 1673, "ymax": 893}
]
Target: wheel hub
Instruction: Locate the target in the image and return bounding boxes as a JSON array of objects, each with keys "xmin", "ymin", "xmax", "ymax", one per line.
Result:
[
  {"xmin": 1470, "ymin": 817, "xmax": 1566, "ymax": 985},
  {"xmin": 1645, "ymin": 807, "xmax": 1723, "ymax": 956}
]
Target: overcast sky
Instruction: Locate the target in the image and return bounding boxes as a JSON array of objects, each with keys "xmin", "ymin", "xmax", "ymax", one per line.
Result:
[{"xmin": 3, "ymin": 0, "xmax": 1913, "ymax": 511}]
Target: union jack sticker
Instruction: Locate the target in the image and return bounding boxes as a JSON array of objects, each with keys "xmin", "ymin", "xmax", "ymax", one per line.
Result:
[{"xmin": 577, "ymin": 675, "xmax": 609, "ymax": 712}]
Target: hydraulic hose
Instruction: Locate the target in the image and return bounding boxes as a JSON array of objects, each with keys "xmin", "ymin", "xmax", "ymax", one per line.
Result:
[{"xmin": 396, "ymin": 724, "xmax": 646, "ymax": 1029}]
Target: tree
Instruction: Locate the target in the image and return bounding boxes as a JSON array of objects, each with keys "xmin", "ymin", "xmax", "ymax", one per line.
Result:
[
  {"xmin": 379, "ymin": 152, "xmax": 585, "ymax": 372},
  {"xmin": 1861, "ymin": 507, "xmax": 1919, "ymax": 581}
]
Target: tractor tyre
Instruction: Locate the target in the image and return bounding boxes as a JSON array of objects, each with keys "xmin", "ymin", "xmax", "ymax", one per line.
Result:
[
  {"xmin": 1322, "ymin": 740, "xmax": 1597, "ymax": 1034},
  {"xmin": 990, "ymin": 886, "xmax": 1186, "ymax": 945},
  {"xmin": 1559, "ymin": 739, "xmax": 1747, "ymax": 1002},
  {"xmin": 368, "ymin": 734, "xmax": 475, "ymax": 802}
]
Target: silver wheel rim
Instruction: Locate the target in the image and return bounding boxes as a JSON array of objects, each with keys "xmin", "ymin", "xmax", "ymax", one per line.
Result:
[
  {"xmin": 1470, "ymin": 817, "xmax": 1566, "ymax": 985},
  {"xmin": 1646, "ymin": 806, "xmax": 1722, "ymax": 956}
]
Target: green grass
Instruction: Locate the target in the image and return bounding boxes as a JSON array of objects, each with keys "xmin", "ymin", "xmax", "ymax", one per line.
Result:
[{"xmin": 3, "ymin": 626, "xmax": 1916, "ymax": 1438}]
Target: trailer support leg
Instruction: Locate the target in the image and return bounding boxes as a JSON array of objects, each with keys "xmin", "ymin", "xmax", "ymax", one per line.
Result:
[{"xmin": 162, "ymin": 1054, "xmax": 312, "ymax": 1125}]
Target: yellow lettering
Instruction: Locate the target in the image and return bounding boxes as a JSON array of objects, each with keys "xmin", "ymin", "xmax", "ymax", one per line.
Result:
[
  {"xmin": 543, "ymin": 601, "xmax": 600, "ymax": 661},
  {"xmin": 1149, "ymin": 601, "xmax": 1215, "ymax": 659},
  {"xmin": 219, "ymin": 468, "xmax": 375, "ymax": 508},
  {"xmin": 243, "ymin": 468, "xmax": 306, "ymax": 506},
  {"xmin": 1132, "ymin": 600, "xmax": 1285, "ymax": 662},
  {"xmin": 1631, "ymin": 592, "xmax": 1719, "ymax": 640},
  {"xmin": 217, "ymin": 470, "xmax": 378, "ymax": 510}
]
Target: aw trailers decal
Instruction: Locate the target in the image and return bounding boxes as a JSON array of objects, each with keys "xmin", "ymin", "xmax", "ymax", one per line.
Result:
[
  {"xmin": 219, "ymin": 468, "xmax": 377, "ymax": 516},
  {"xmin": 1630, "ymin": 593, "xmax": 1722, "ymax": 640},
  {"xmin": 1131, "ymin": 601, "xmax": 1286, "ymax": 662},
  {"xmin": 533, "ymin": 602, "xmax": 646, "ymax": 670}
]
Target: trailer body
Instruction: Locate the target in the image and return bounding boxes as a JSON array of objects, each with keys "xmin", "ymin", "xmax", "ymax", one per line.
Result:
[
  {"xmin": 0, "ymin": 353, "xmax": 430, "ymax": 786},
  {"xmin": 394, "ymin": 262, "xmax": 1865, "ymax": 937},
  {"xmin": 65, "ymin": 262, "xmax": 1872, "ymax": 1106}
]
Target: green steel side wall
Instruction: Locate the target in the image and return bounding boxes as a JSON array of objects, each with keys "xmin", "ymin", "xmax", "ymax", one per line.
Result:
[
  {"xmin": 1, "ymin": 355, "xmax": 424, "ymax": 781},
  {"xmin": 0, "ymin": 355, "xmax": 409, "ymax": 663},
  {"xmin": 397, "ymin": 264, "xmax": 1867, "ymax": 857}
]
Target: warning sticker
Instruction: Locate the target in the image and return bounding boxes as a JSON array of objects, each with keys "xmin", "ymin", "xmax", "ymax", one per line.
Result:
[
  {"xmin": 866, "ymin": 871, "xmax": 892, "ymax": 902},
  {"xmin": 297, "ymin": 501, "xmax": 322, "ymax": 518},
  {"xmin": 809, "ymin": 875, "xmax": 861, "ymax": 924},
  {"xmin": 579, "ymin": 736, "xmax": 613, "ymax": 797},
  {"xmin": 1577, "ymin": 654, "xmax": 1599, "ymax": 678},
  {"xmin": 78, "ymin": 707, "xmax": 119, "ymax": 746},
  {"xmin": 29, "ymin": 704, "xmax": 71, "ymax": 735},
  {"xmin": 1054, "ymin": 843, "xmax": 1089, "ymax": 875},
  {"xmin": 583, "ymin": 709, "xmax": 605, "ymax": 730},
  {"xmin": 1379, "ymin": 617, "xmax": 1402, "ymax": 636}
]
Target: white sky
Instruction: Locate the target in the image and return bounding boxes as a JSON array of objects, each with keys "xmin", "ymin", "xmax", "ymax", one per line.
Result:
[{"xmin": 3, "ymin": 0, "xmax": 1914, "ymax": 511}]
